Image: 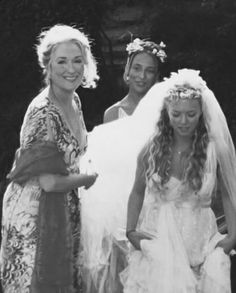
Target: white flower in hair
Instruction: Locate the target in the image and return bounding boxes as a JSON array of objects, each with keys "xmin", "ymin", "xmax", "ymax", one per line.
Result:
[
  {"xmin": 126, "ymin": 38, "xmax": 144, "ymax": 54},
  {"xmin": 165, "ymin": 69, "xmax": 207, "ymax": 101},
  {"xmin": 126, "ymin": 38, "xmax": 167, "ymax": 63},
  {"xmin": 159, "ymin": 41, "xmax": 166, "ymax": 48}
]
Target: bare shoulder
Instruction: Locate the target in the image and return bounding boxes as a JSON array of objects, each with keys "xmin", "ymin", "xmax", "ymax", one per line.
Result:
[
  {"xmin": 29, "ymin": 88, "xmax": 49, "ymax": 108},
  {"xmin": 103, "ymin": 96, "xmax": 130, "ymax": 123},
  {"xmin": 103, "ymin": 101, "xmax": 122, "ymax": 123}
]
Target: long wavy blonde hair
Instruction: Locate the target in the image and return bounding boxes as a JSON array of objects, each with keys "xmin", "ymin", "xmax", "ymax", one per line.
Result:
[{"xmin": 143, "ymin": 101, "xmax": 209, "ymax": 192}]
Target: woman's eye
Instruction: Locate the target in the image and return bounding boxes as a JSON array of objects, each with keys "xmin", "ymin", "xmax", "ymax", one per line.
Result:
[
  {"xmin": 132, "ymin": 66, "xmax": 140, "ymax": 71},
  {"xmin": 188, "ymin": 113, "xmax": 196, "ymax": 118},
  {"xmin": 75, "ymin": 58, "xmax": 83, "ymax": 63},
  {"xmin": 146, "ymin": 69, "xmax": 155, "ymax": 74},
  {"xmin": 57, "ymin": 60, "xmax": 66, "ymax": 64},
  {"xmin": 172, "ymin": 113, "xmax": 180, "ymax": 118}
]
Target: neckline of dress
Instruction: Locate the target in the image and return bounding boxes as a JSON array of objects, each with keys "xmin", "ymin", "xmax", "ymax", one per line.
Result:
[
  {"xmin": 170, "ymin": 176, "xmax": 182, "ymax": 183},
  {"xmin": 47, "ymin": 92, "xmax": 86, "ymax": 147},
  {"xmin": 153, "ymin": 173, "xmax": 182, "ymax": 184},
  {"xmin": 119, "ymin": 107, "xmax": 129, "ymax": 117}
]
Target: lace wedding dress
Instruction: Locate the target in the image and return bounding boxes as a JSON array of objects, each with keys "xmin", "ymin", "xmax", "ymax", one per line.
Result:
[{"xmin": 120, "ymin": 175, "xmax": 231, "ymax": 293}]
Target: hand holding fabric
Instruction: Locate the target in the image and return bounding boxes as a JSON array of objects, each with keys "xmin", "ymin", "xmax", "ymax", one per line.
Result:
[
  {"xmin": 216, "ymin": 235, "xmax": 236, "ymax": 255},
  {"xmin": 127, "ymin": 231, "xmax": 155, "ymax": 250}
]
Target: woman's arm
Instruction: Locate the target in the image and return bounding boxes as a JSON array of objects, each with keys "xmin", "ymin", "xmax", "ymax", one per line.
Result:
[
  {"xmin": 217, "ymin": 170, "xmax": 236, "ymax": 254},
  {"xmin": 126, "ymin": 149, "xmax": 152, "ymax": 249},
  {"xmin": 38, "ymin": 172, "xmax": 98, "ymax": 193},
  {"xmin": 126, "ymin": 173, "xmax": 145, "ymax": 232}
]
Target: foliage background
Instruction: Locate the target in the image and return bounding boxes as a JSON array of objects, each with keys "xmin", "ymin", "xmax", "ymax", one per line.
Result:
[{"xmin": 0, "ymin": 0, "xmax": 235, "ymax": 290}]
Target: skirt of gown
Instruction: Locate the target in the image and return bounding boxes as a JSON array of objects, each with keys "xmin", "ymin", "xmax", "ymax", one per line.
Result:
[{"xmin": 120, "ymin": 177, "xmax": 232, "ymax": 293}]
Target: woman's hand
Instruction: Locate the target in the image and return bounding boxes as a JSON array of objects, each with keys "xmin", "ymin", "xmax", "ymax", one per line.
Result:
[
  {"xmin": 216, "ymin": 235, "xmax": 236, "ymax": 255},
  {"xmin": 38, "ymin": 172, "xmax": 98, "ymax": 193},
  {"xmin": 83, "ymin": 172, "xmax": 98, "ymax": 189},
  {"xmin": 126, "ymin": 230, "xmax": 154, "ymax": 250}
]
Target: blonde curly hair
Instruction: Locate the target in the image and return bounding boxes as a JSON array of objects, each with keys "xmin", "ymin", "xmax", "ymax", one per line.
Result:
[{"xmin": 144, "ymin": 97, "xmax": 209, "ymax": 192}]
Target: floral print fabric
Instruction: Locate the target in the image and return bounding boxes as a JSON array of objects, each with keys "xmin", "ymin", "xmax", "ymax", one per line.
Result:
[{"xmin": 0, "ymin": 87, "xmax": 87, "ymax": 293}]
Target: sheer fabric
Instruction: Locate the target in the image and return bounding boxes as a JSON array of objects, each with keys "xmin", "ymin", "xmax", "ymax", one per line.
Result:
[
  {"xmin": 120, "ymin": 176, "xmax": 231, "ymax": 293},
  {"xmin": 80, "ymin": 69, "xmax": 236, "ymax": 292}
]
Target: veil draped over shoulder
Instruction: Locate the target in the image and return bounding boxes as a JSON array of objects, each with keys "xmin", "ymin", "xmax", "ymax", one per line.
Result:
[{"xmin": 79, "ymin": 69, "xmax": 236, "ymax": 291}]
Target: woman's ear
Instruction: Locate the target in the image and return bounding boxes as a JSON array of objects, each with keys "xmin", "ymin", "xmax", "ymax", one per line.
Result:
[{"xmin": 123, "ymin": 73, "xmax": 130, "ymax": 85}]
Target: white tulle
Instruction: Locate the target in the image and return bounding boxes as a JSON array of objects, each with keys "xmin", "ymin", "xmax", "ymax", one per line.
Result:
[
  {"xmin": 80, "ymin": 116, "xmax": 139, "ymax": 291},
  {"xmin": 120, "ymin": 176, "xmax": 231, "ymax": 293},
  {"xmin": 79, "ymin": 69, "xmax": 236, "ymax": 292}
]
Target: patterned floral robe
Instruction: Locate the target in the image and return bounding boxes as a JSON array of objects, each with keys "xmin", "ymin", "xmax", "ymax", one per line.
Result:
[{"xmin": 0, "ymin": 87, "xmax": 87, "ymax": 293}]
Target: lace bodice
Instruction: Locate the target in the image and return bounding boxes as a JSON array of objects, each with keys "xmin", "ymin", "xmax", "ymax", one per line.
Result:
[
  {"xmin": 138, "ymin": 174, "xmax": 218, "ymax": 267},
  {"xmin": 145, "ymin": 174, "xmax": 203, "ymax": 207}
]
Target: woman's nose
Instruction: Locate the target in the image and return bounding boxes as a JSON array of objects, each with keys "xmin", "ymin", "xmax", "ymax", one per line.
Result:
[
  {"xmin": 138, "ymin": 69, "xmax": 145, "ymax": 79},
  {"xmin": 67, "ymin": 62, "xmax": 76, "ymax": 73},
  {"xmin": 180, "ymin": 114, "xmax": 187, "ymax": 124}
]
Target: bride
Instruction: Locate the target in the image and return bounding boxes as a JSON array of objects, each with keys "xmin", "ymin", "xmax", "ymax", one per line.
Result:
[{"xmin": 80, "ymin": 69, "xmax": 236, "ymax": 292}]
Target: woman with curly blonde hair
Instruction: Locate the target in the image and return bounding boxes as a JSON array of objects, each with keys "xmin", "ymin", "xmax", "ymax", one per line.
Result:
[
  {"xmin": 144, "ymin": 99, "xmax": 208, "ymax": 192},
  {"xmin": 81, "ymin": 69, "xmax": 236, "ymax": 292},
  {"xmin": 121, "ymin": 69, "xmax": 236, "ymax": 292}
]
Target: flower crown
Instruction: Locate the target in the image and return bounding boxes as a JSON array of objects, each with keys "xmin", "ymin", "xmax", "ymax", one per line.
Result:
[
  {"xmin": 165, "ymin": 69, "xmax": 206, "ymax": 101},
  {"xmin": 167, "ymin": 86, "xmax": 202, "ymax": 101},
  {"xmin": 126, "ymin": 38, "xmax": 167, "ymax": 63}
]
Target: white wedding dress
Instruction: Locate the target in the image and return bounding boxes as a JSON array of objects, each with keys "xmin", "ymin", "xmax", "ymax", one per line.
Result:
[
  {"xmin": 80, "ymin": 70, "xmax": 236, "ymax": 293},
  {"xmin": 120, "ymin": 174, "xmax": 231, "ymax": 293}
]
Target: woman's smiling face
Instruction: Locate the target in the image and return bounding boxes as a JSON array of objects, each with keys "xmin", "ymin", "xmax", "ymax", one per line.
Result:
[
  {"xmin": 128, "ymin": 52, "xmax": 159, "ymax": 96},
  {"xmin": 49, "ymin": 40, "xmax": 85, "ymax": 93}
]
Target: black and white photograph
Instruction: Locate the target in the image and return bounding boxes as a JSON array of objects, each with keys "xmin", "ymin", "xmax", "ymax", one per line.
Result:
[{"xmin": 0, "ymin": 0, "xmax": 236, "ymax": 292}]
